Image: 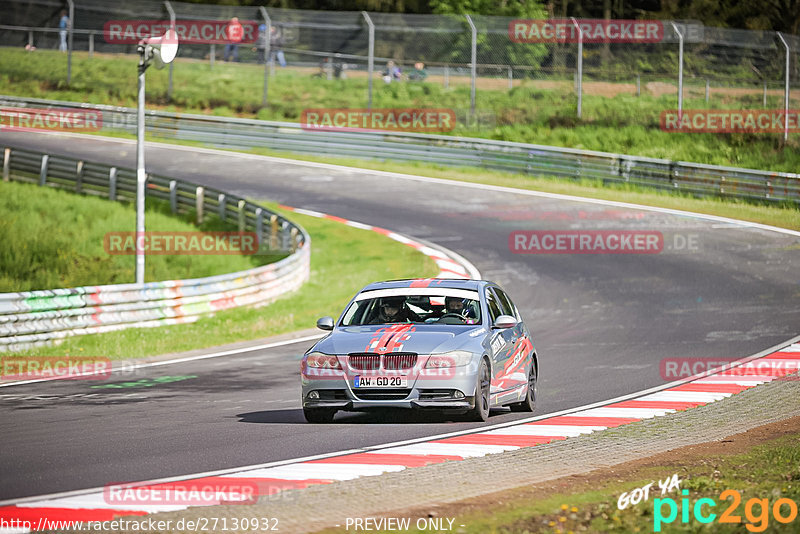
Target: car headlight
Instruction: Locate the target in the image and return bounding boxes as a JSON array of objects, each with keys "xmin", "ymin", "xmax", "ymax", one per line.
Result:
[
  {"xmin": 305, "ymin": 352, "xmax": 343, "ymax": 370},
  {"xmin": 425, "ymin": 350, "xmax": 475, "ymax": 368}
]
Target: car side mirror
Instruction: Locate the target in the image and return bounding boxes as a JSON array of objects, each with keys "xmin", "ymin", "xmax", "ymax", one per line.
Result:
[
  {"xmin": 493, "ymin": 315, "xmax": 517, "ymax": 329},
  {"xmin": 316, "ymin": 316, "xmax": 334, "ymax": 331}
]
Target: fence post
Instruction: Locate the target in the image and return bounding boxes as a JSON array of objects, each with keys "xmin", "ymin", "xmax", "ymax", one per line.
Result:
[
  {"xmin": 290, "ymin": 227, "xmax": 298, "ymax": 253},
  {"xmin": 670, "ymin": 22, "xmax": 684, "ymax": 120},
  {"xmin": 169, "ymin": 180, "xmax": 177, "ymax": 213},
  {"xmin": 217, "ymin": 193, "xmax": 226, "ymax": 221},
  {"xmin": 259, "ymin": 7, "xmax": 271, "ymax": 107},
  {"xmin": 705, "ymin": 79, "xmax": 709, "ymax": 103},
  {"xmin": 39, "ymin": 155, "xmax": 49, "ymax": 186},
  {"xmin": 270, "ymin": 214, "xmax": 278, "ymax": 249},
  {"xmin": 508, "ymin": 65, "xmax": 513, "ymax": 90},
  {"xmin": 195, "ymin": 186, "xmax": 204, "ymax": 224},
  {"xmin": 362, "ymin": 11, "xmax": 374, "ymax": 111},
  {"xmin": 89, "ymin": 32, "xmax": 94, "ymax": 58},
  {"xmin": 777, "ymin": 32, "xmax": 791, "ymax": 144},
  {"xmin": 66, "ymin": 0, "xmax": 74, "ymax": 85},
  {"xmin": 75, "ymin": 160, "xmax": 83, "ymax": 193},
  {"xmin": 3, "ymin": 148, "xmax": 10, "ymax": 182},
  {"xmin": 571, "ymin": 18, "xmax": 583, "ymax": 119},
  {"xmin": 465, "ymin": 15, "xmax": 477, "ymax": 121},
  {"xmin": 210, "ymin": 44, "xmax": 215, "ymax": 68},
  {"xmin": 763, "ymin": 81, "xmax": 768, "ymax": 107},
  {"xmin": 238, "ymin": 200, "xmax": 246, "ymax": 232},
  {"xmin": 164, "ymin": 1, "xmax": 176, "ymax": 101},
  {"xmin": 28, "ymin": 30, "xmax": 34, "ymax": 49},
  {"xmin": 255, "ymin": 207, "xmax": 263, "ymax": 248},
  {"xmin": 636, "ymin": 74, "xmax": 640, "ymax": 96},
  {"xmin": 444, "ymin": 64, "xmax": 449, "ymax": 88},
  {"xmin": 109, "ymin": 167, "xmax": 117, "ymax": 200}
]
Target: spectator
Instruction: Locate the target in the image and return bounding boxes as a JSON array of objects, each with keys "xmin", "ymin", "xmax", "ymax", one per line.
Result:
[
  {"xmin": 269, "ymin": 25, "xmax": 286, "ymax": 67},
  {"xmin": 224, "ymin": 17, "xmax": 243, "ymax": 62},
  {"xmin": 58, "ymin": 10, "xmax": 69, "ymax": 53},
  {"xmin": 381, "ymin": 60, "xmax": 401, "ymax": 83},
  {"xmin": 253, "ymin": 24, "xmax": 268, "ymax": 64},
  {"xmin": 408, "ymin": 62, "xmax": 427, "ymax": 81}
]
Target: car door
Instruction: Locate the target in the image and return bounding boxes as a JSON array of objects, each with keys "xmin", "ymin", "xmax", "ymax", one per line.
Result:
[
  {"xmin": 493, "ymin": 287, "xmax": 531, "ymax": 391},
  {"xmin": 485, "ymin": 287, "xmax": 516, "ymax": 395}
]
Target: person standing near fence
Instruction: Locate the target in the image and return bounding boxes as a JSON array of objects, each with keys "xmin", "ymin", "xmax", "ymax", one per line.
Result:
[
  {"xmin": 269, "ymin": 25, "xmax": 286, "ymax": 67},
  {"xmin": 224, "ymin": 17, "xmax": 243, "ymax": 62},
  {"xmin": 253, "ymin": 23, "xmax": 268, "ymax": 64},
  {"xmin": 58, "ymin": 10, "xmax": 69, "ymax": 52}
]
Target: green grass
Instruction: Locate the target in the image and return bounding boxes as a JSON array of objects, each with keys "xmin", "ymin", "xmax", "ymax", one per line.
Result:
[
  {"xmin": 0, "ymin": 179, "xmax": 273, "ymax": 292},
  {"xmin": 318, "ymin": 430, "xmax": 800, "ymax": 533},
  {"xmin": 7, "ymin": 205, "xmax": 438, "ymax": 359},
  {"xmin": 3, "ymin": 48, "xmax": 799, "ymax": 172}
]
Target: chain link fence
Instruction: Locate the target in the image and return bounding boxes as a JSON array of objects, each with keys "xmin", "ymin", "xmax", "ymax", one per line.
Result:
[{"xmin": 2, "ymin": 1, "xmax": 798, "ymax": 133}]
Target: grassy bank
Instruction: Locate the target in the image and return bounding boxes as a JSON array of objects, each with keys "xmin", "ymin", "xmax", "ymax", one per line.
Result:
[
  {"xmin": 8, "ymin": 204, "xmax": 438, "ymax": 359},
  {"xmin": 0, "ymin": 179, "xmax": 272, "ymax": 292},
  {"xmin": 2, "ymin": 48, "xmax": 799, "ymax": 172}
]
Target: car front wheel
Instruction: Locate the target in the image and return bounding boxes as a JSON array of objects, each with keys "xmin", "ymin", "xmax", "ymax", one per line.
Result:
[{"xmin": 303, "ymin": 407, "xmax": 336, "ymax": 423}]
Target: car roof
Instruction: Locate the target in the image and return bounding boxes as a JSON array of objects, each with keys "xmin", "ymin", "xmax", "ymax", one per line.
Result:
[{"xmin": 359, "ymin": 279, "xmax": 490, "ymax": 292}]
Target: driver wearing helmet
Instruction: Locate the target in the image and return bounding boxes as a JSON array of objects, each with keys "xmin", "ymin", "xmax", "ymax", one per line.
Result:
[
  {"xmin": 443, "ymin": 296, "xmax": 477, "ymax": 323},
  {"xmin": 371, "ymin": 296, "xmax": 420, "ymax": 324}
]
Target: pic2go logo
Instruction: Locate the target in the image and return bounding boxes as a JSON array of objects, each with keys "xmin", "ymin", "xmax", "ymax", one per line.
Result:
[{"xmin": 653, "ymin": 489, "xmax": 799, "ymax": 532}]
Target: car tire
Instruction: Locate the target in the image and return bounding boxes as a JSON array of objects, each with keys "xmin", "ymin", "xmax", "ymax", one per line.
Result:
[
  {"xmin": 510, "ymin": 362, "xmax": 537, "ymax": 413},
  {"xmin": 466, "ymin": 358, "xmax": 491, "ymax": 422},
  {"xmin": 303, "ymin": 408, "xmax": 336, "ymax": 423}
]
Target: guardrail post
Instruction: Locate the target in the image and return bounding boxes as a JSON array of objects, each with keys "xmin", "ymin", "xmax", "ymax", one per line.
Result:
[
  {"xmin": 28, "ymin": 31, "xmax": 34, "ymax": 49},
  {"xmin": 270, "ymin": 214, "xmax": 278, "ymax": 249},
  {"xmin": 89, "ymin": 33, "xmax": 94, "ymax": 58},
  {"xmin": 67, "ymin": 0, "xmax": 74, "ymax": 85},
  {"xmin": 636, "ymin": 74, "xmax": 640, "ymax": 97},
  {"xmin": 109, "ymin": 167, "xmax": 117, "ymax": 200},
  {"xmin": 465, "ymin": 14, "xmax": 477, "ymax": 121},
  {"xmin": 670, "ymin": 22, "xmax": 684, "ymax": 120},
  {"xmin": 195, "ymin": 186, "xmax": 204, "ymax": 224},
  {"xmin": 169, "ymin": 180, "xmax": 177, "ymax": 213},
  {"xmin": 259, "ymin": 7, "xmax": 271, "ymax": 107},
  {"xmin": 362, "ymin": 11, "xmax": 375, "ymax": 112},
  {"xmin": 290, "ymin": 227, "xmax": 298, "ymax": 253},
  {"xmin": 255, "ymin": 207, "xmax": 263, "ymax": 248},
  {"xmin": 238, "ymin": 200, "xmax": 246, "ymax": 232},
  {"xmin": 217, "ymin": 193, "xmax": 226, "ymax": 221},
  {"xmin": 777, "ymin": 32, "xmax": 791, "ymax": 144},
  {"xmin": 3, "ymin": 148, "xmax": 10, "ymax": 182},
  {"xmin": 571, "ymin": 18, "xmax": 583, "ymax": 119},
  {"xmin": 75, "ymin": 160, "xmax": 83, "ymax": 193},
  {"xmin": 281, "ymin": 220, "xmax": 289, "ymax": 250},
  {"xmin": 39, "ymin": 155, "xmax": 49, "ymax": 186}
]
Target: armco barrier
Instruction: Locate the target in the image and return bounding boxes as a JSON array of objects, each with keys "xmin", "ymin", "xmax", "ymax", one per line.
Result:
[
  {"xmin": 1, "ymin": 95, "xmax": 799, "ymax": 204},
  {"xmin": 0, "ymin": 145, "xmax": 310, "ymax": 352}
]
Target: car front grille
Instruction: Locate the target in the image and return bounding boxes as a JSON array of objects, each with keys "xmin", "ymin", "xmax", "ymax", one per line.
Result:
[
  {"xmin": 352, "ymin": 388, "xmax": 412, "ymax": 401},
  {"xmin": 348, "ymin": 352, "xmax": 418, "ymax": 371},
  {"xmin": 348, "ymin": 353, "xmax": 381, "ymax": 370},
  {"xmin": 384, "ymin": 353, "xmax": 417, "ymax": 370}
]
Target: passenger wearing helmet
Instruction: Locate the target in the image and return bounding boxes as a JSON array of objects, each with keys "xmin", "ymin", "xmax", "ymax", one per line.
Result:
[{"xmin": 371, "ymin": 296, "xmax": 420, "ymax": 324}]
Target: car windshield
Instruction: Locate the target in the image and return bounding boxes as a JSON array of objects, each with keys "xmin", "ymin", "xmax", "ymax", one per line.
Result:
[{"xmin": 341, "ymin": 289, "xmax": 482, "ymax": 326}]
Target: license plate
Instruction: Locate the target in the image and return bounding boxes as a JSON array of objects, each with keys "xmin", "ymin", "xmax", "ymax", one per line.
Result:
[{"xmin": 354, "ymin": 375, "xmax": 408, "ymax": 388}]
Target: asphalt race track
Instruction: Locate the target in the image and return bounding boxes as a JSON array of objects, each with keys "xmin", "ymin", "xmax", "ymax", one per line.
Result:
[{"xmin": 1, "ymin": 131, "xmax": 798, "ymax": 501}]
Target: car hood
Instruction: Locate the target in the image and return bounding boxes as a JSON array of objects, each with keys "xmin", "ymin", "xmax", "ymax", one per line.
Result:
[{"xmin": 312, "ymin": 324, "xmax": 487, "ymax": 355}]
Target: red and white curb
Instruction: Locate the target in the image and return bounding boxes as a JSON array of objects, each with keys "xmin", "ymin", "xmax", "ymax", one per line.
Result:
[
  {"xmin": 2, "ymin": 340, "xmax": 798, "ymax": 531},
  {"xmin": 278, "ymin": 206, "xmax": 481, "ymax": 281}
]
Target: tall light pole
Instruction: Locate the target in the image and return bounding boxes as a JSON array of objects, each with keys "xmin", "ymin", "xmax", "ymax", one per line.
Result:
[{"xmin": 135, "ymin": 27, "xmax": 178, "ymax": 284}]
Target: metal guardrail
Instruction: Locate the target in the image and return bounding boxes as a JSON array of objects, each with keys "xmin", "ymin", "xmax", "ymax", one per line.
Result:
[
  {"xmin": 0, "ymin": 145, "xmax": 310, "ymax": 352},
  {"xmin": 2, "ymin": 95, "xmax": 797, "ymax": 204}
]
